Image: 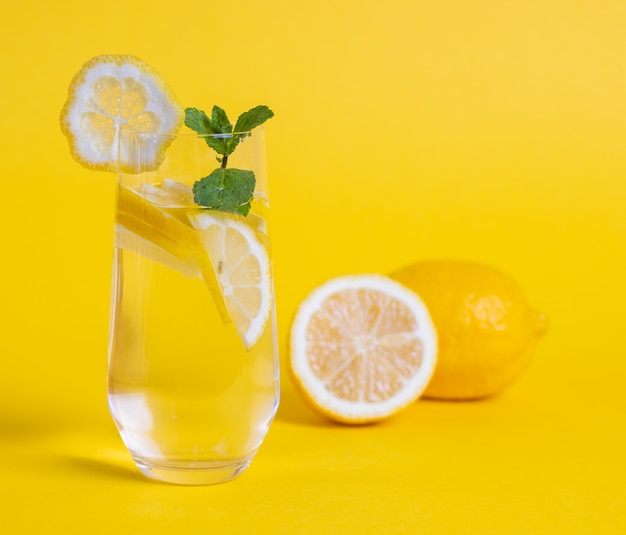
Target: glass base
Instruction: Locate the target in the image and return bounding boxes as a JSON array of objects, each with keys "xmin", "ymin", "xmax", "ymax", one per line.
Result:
[{"xmin": 133, "ymin": 457, "xmax": 252, "ymax": 485}]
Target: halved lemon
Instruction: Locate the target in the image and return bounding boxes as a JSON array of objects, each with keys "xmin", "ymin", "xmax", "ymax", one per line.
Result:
[
  {"xmin": 189, "ymin": 212, "xmax": 272, "ymax": 350},
  {"xmin": 290, "ymin": 275, "xmax": 438, "ymax": 424},
  {"xmin": 60, "ymin": 54, "xmax": 183, "ymax": 173}
]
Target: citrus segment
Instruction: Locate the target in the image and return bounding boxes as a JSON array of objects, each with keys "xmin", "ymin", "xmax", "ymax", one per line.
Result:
[
  {"xmin": 290, "ymin": 275, "xmax": 438, "ymax": 423},
  {"xmin": 189, "ymin": 212, "xmax": 272, "ymax": 350},
  {"xmin": 60, "ymin": 54, "xmax": 183, "ymax": 173}
]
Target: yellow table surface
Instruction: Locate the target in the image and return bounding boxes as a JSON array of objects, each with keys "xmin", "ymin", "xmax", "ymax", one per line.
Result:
[
  {"xmin": 2, "ymin": 0, "xmax": 626, "ymax": 532},
  {"xmin": 2, "ymin": 370, "xmax": 625, "ymax": 533}
]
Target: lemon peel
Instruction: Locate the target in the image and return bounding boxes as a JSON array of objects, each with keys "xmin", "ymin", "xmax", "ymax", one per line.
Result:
[{"xmin": 391, "ymin": 260, "xmax": 547, "ymax": 400}]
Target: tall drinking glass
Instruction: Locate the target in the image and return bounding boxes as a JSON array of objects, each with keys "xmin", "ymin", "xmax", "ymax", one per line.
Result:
[{"xmin": 107, "ymin": 129, "xmax": 279, "ymax": 485}]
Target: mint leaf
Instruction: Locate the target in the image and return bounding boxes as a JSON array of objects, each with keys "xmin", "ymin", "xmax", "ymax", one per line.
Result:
[
  {"xmin": 185, "ymin": 107, "xmax": 228, "ymax": 155},
  {"xmin": 234, "ymin": 105, "xmax": 274, "ymax": 134},
  {"xmin": 210, "ymin": 106, "xmax": 240, "ymax": 157},
  {"xmin": 185, "ymin": 108, "xmax": 213, "ymax": 135},
  {"xmin": 221, "ymin": 169, "xmax": 255, "ymax": 215},
  {"xmin": 192, "ymin": 169, "xmax": 224, "ymax": 208},
  {"xmin": 193, "ymin": 168, "xmax": 255, "ymax": 216},
  {"xmin": 211, "ymin": 106, "xmax": 232, "ymax": 134},
  {"xmin": 206, "ymin": 137, "xmax": 228, "ymax": 156},
  {"xmin": 221, "ymin": 106, "xmax": 274, "ymax": 157}
]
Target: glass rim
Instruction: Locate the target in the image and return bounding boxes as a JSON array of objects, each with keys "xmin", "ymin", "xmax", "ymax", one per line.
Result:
[{"xmin": 118, "ymin": 127, "xmax": 262, "ymax": 140}]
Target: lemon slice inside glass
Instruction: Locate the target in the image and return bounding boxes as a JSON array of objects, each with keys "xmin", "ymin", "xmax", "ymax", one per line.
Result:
[
  {"xmin": 60, "ymin": 54, "xmax": 183, "ymax": 173},
  {"xmin": 189, "ymin": 212, "xmax": 272, "ymax": 350},
  {"xmin": 116, "ymin": 185, "xmax": 230, "ymax": 323}
]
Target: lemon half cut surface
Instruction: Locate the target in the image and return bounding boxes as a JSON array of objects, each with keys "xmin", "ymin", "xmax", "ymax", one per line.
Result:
[
  {"xmin": 290, "ymin": 275, "xmax": 438, "ymax": 424},
  {"xmin": 60, "ymin": 54, "xmax": 183, "ymax": 173}
]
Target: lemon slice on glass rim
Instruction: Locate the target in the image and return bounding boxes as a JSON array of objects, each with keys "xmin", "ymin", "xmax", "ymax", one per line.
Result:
[{"xmin": 60, "ymin": 54, "xmax": 183, "ymax": 173}]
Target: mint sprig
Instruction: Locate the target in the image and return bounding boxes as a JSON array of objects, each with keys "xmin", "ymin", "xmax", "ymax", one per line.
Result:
[{"xmin": 184, "ymin": 105, "xmax": 273, "ymax": 216}]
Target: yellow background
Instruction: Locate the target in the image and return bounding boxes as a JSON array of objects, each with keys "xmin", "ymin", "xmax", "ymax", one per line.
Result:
[{"xmin": 1, "ymin": 0, "xmax": 625, "ymax": 532}]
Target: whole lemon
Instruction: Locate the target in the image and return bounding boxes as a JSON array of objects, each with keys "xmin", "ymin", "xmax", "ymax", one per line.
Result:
[{"xmin": 390, "ymin": 260, "xmax": 547, "ymax": 400}]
